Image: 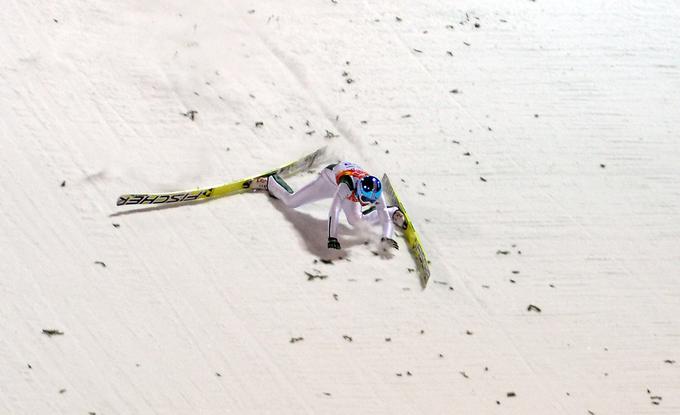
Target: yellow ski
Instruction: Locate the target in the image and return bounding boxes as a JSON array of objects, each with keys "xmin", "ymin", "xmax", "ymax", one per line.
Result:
[
  {"xmin": 382, "ymin": 174, "xmax": 431, "ymax": 288},
  {"xmin": 116, "ymin": 147, "xmax": 326, "ymax": 206}
]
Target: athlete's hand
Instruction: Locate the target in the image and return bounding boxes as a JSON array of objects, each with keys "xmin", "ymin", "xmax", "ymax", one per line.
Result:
[
  {"xmin": 328, "ymin": 237, "xmax": 341, "ymax": 250},
  {"xmin": 381, "ymin": 237, "xmax": 399, "ymax": 250}
]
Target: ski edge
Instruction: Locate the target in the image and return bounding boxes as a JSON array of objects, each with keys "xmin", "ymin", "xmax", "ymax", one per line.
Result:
[{"xmin": 382, "ymin": 174, "xmax": 431, "ymax": 288}]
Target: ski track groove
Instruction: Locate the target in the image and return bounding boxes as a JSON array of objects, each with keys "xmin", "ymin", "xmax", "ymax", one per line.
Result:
[
  {"xmin": 2, "ymin": 83, "xmax": 100, "ymax": 415},
  {"xmin": 206, "ymin": 207, "xmax": 257, "ymax": 411},
  {"xmin": 362, "ymin": 3, "xmax": 677, "ymax": 411},
  {"xmin": 116, "ymin": 223, "xmax": 209, "ymax": 414},
  {"xmin": 356, "ymin": 1, "xmax": 572, "ymax": 411},
  {"xmin": 231, "ymin": 11, "xmax": 428, "ymax": 405},
  {"xmin": 164, "ymin": 207, "xmax": 281, "ymax": 412},
  {"xmin": 237, "ymin": 197, "xmax": 321, "ymax": 415},
  {"xmin": 140, "ymin": 82, "xmax": 244, "ymax": 409},
  {"xmin": 8, "ymin": 34, "xmax": 170, "ymax": 411},
  {"xmin": 245, "ymin": 17, "xmax": 360, "ymax": 154},
  {"xmin": 164, "ymin": 193, "xmax": 320, "ymax": 413}
]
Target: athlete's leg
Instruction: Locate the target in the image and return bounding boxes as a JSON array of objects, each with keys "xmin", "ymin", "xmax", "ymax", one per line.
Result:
[
  {"xmin": 268, "ymin": 170, "xmax": 337, "ymax": 208},
  {"xmin": 341, "ymin": 200, "xmax": 364, "ymax": 227}
]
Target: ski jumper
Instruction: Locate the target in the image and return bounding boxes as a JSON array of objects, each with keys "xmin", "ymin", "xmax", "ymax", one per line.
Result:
[{"xmin": 267, "ymin": 162, "xmax": 395, "ymax": 241}]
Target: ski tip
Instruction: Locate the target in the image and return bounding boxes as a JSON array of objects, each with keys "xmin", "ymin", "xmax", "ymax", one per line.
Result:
[
  {"xmin": 420, "ymin": 268, "xmax": 431, "ymax": 289},
  {"xmin": 116, "ymin": 195, "xmax": 130, "ymax": 206}
]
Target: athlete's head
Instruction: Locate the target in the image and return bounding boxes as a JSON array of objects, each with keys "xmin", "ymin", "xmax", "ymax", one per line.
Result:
[{"xmin": 356, "ymin": 175, "xmax": 382, "ymax": 204}]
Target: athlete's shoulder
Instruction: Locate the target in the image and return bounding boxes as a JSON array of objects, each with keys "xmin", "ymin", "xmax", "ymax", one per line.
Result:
[{"xmin": 338, "ymin": 174, "xmax": 355, "ymax": 190}]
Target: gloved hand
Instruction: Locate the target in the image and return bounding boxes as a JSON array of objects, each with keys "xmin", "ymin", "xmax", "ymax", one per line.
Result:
[
  {"xmin": 381, "ymin": 237, "xmax": 399, "ymax": 250},
  {"xmin": 328, "ymin": 237, "xmax": 341, "ymax": 250}
]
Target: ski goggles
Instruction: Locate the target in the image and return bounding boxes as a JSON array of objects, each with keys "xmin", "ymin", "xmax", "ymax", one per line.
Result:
[{"xmin": 356, "ymin": 175, "xmax": 382, "ymax": 204}]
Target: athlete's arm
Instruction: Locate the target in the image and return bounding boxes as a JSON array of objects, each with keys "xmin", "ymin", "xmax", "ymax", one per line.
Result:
[
  {"xmin": 376, "ymin": 193, "xmax": 395, "ymax": 240},
  {"xmin": 327, "ymin": 181, "xmax": 353, "ymax": 248}
]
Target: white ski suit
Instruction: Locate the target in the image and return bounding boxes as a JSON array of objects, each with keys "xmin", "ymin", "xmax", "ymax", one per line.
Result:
[{"xmin": 267, "ymin": 162, "xmax": 396, "ymax": 245}]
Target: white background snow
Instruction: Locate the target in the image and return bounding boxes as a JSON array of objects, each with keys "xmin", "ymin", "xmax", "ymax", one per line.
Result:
[{"xmin": 1, "ymin": 0, "xmax": 679, "ymax": 413}]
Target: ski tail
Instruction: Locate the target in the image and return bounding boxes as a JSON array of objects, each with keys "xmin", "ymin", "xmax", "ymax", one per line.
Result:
[
  {"xmin": 382, "ymin": 174, "xmax": 431, "ymax": 288},
  {"xmin": 116, "ymin": 146, "xmax": 327, "ymax": 207}
]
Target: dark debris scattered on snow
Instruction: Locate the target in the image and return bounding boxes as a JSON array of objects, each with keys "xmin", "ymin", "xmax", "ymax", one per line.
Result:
[
  {"xmin": 181, "ymin": 110, "xmax": 197, "ymax": 121},
  {"xmin": 527, "ymin": 304, "xmax": 542, "ymax": 313},
  {"xmin": 305, "ymin": 271, "xmax": 328, "ymax": 281}
]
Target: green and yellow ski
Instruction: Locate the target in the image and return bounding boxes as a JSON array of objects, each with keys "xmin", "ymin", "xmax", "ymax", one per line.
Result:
[
  {"xmin": 382, "ymin": 174, "xmax": 431, "ymax": 288},
  {"xmin": 116, "ymin": 147, "xmax": 326, "ymax": 206}
]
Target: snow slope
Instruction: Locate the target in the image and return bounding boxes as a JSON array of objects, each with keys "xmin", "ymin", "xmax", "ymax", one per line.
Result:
[{"xmin": 1, "ymin": 0, "xmax": 679, "ymax": 413}]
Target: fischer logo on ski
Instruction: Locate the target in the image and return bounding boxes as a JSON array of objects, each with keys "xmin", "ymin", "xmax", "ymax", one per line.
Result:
[{"xmin": 117, "ymin": 189, "xmax": 214, "ymax": 206}]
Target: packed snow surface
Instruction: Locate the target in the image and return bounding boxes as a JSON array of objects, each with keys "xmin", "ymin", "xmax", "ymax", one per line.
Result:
[{"xmin": 1, "ymin": 0, "xmax": 679, "ymax": 414}]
